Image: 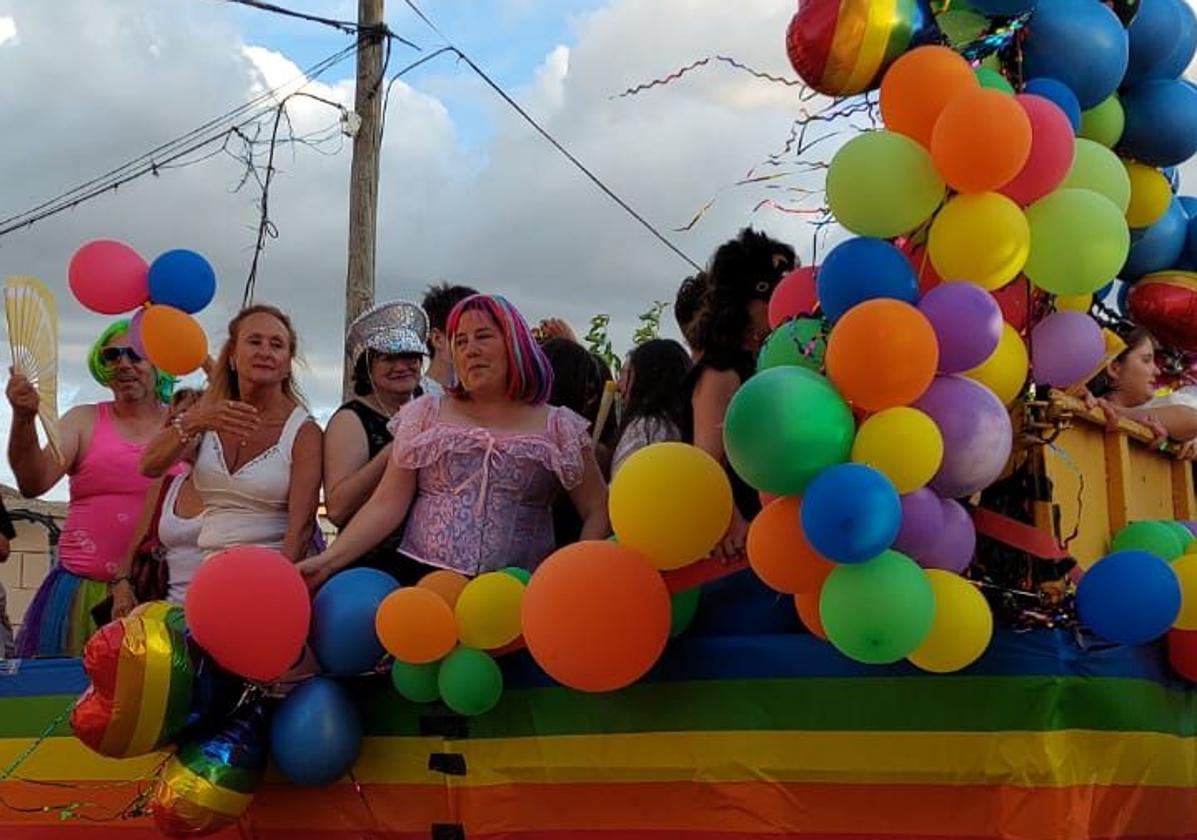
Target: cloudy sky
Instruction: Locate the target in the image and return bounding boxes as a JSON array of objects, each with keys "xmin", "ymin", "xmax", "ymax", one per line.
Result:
[{"xmin": 0, "ymin": 0, "xmax": 824, "ymax": 497}]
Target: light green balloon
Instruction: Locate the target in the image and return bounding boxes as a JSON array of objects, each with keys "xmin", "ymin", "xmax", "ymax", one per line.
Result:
[
  {"xmin": 1080, "ymin": 94, "xmax": 1125, "ymax": 149},
  {"xmin": 975, "ymin": 66, "xmax": 1014, "ymax": 95},
  {"xmin": 1061, "ymin": 139, "xmax": 1131, "ymax": 212},
  {"xmin": 1024, "ymin": 188, "xmax": 1130, "ymax": 296},
  {"xmin": 757, "ymin": 317, "xmax": 826, "ymax": 372},
  {"xmin": 819, "ymin": 550, "xmax": 935, "ymax": 665},
  {"xmin": 827, "ymin": 130, "xmax": 946, "ymax": 239}
]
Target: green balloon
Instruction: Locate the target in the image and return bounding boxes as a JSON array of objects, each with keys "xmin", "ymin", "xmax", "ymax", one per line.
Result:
[
  {"xmin": 669, "ymin": 588, "xmax": 701, "ymax": 638},
  {"xmin": 819, "ymin": 550, "xmax": 935, "ymax": 665},
  {"xmin": 501, "ymin": 566, "xmax": 532, "ymax": 584},
  {"xmin": 391, "ymin": 659, "xmax": 441, "ymax": 704},
  {"xmin": 826, "ymin": 130, "xmax": 945, "ymax": 239},
  {"xmin": 758, "ymin": 317, "xmax": 827, "ymax": 373},
  {"xmin": 975, "ymin": 66, "xmax": 1014, "ymax": 94},
  {"xmin": 1061, "ymin": 139, "xmax": 1132, "ymax": 213},
  {"xmin": 1080, "ymin": 94, "xmax": 1125, "ymax": 149},
  {"xmin": 1111, "ymin": 521, "xmax": 1186, "ymax": 562},
  {"xmin": 1161, "ymin": 521, "xmax": 1196, "ymax": 555},
  {"xmin": 438, "ymin": 648, "xmax": 503, "ymax": 717},
  {"xmin": 1023, "ymin": 188, "xmax": 1130, "ymax": 296},
  {"xmin": 724, "ymin": 367, "xmax": 855, "ymax": 497}
]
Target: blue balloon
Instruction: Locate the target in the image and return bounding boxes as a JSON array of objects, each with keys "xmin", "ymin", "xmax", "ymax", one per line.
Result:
[
  {"xmin": 1123, "ymin": 197, "xmax": 1188, "ymax": 281},
  {"xmin": 1114, "ymin": 279, "xmax": 1131, "ymax": 316},
  {"xmin": 310, "ymin": 568, "xmax": 399, "ymax": 675},
  {"xmin": 1159, "ymin": 0, "xmax": 1197, "ymax": 80},
  {"xmin": 1186, "ymin": 213, "xmax": 1197, "ymax": 266},
  {"xmin": 270, "ymin": 678, "xmax": 363, "ymax": 786},
  {"xmin": 1023, "ymin": 77, "xmax": 1082, "ymax": 133},
  {"xmin": 147, "ymin": 249, "xmax": 216, "ymax": 314},
  {"xmin": 816, "ymin": 238, "xmax": 917, "ymax": 323},
  {"xmin": 800, "ymin": 464, "xmax": 901, "ymax": 564},
  {"xmin": 1076, "ymin": 550, "xmax": 1181, "ymax": 644},
  {"xmin": 967, "ymin": 0, "xmax": 1037, "ymax": 13},
  {"xmin": 1125, "ymin": 0, "xmax": 1187, "ymax": 85},
  {"xmin": 1022, "ymin": 0, "xmax": 1129, "ymax": 109},
  {"xmin": 1120, "ymin": 79, "xmax": 1197, "ymax": 166},
  {"xmin": 1180, "ymin": 195, "xmax": 1197, "ymax": 218}
]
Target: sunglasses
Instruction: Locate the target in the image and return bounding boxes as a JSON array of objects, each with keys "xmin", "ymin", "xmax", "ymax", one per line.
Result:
[{"xmin": 100, "ymin": 346, "xmax": 143, "ymax": 365}]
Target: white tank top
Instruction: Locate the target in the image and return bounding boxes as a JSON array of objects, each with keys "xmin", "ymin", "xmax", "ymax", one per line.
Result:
[
  {"xmin": 157, "ymin": 472, "xmax": 203, "ymax": 605},
  {"xmin": 193, "ymin": 406, "xmax": 309, "ymax": 556}
]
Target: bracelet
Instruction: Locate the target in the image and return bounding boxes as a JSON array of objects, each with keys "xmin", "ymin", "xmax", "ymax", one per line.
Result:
[
  {"xmin": 171, "ymin": 413, "xmax": 192, "ymax": 445},
  {"xmin": 111, "ymin": 576, "xmax": 132, "ymax": 587}
]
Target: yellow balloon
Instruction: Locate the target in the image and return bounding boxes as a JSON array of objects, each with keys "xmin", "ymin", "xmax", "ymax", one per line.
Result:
[
  {"xmin": 908, "ymin": 570, "xmax": 994, "ymax": 673},
  {"xmin": 1125, "ymin": 162, "xmax": 1170, "ymax": 228},
  {"xmin": 928, "ymin": 192, "xmax": 1030, "ymax": 291},
  {"xmin": 850, "ymin": 407, "xmax": 943, "ymax": 494},
  {"xmin": 609, "ymin": 442, "xmax": 733, "ymax": 570},
  {"xmin": 454, "ymin": 572, "xmax": 524, "ymax": 650},
  {"xmin": 1056, "ymin": 294, "xmax": 1092, "ymax": 313},
  {"xmin": 1173, "ymin": 555, "xmax": 1197, "ymax": 631},
  {"xmin": 965, "ymin": 322, "xmax": 1028, "ymax": 406}
]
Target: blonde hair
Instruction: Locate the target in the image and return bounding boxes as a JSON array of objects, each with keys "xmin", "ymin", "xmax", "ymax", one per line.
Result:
[{"xmin": 205, "ymin": 304, "xmax": 307, "ymax": 408}]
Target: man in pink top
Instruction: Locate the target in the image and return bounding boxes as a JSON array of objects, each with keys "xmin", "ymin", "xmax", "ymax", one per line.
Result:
[{"xmin": 8, "ymin": 320, "xmax": 176, "ymax": 657}]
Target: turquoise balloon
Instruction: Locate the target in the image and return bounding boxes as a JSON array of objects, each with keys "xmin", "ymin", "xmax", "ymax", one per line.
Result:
[
  {"xmin": 758, "ymin": 317, "xmax": 827, "ymax": 372},
  {"xmin": 390, "ymin": 659, "xmax": 440, "ymax": 704},
  {"xmin": 975, "ymin": 66, "xmax": 1014, "ymax": 94},
  {"xmin": 669, "ymin": 588, "xmax": 701, "ymax": 638},
  {"xmin": 501, "ymin": 566, "xmax": 531, "ymax": 584},
  {"xmin": 826, "ymin": 131, "xmax": 946, "ymax": 239},
  {"xmin": 1024, "ymin": 188, "xmax": 1130, "ymax": 295},
  {"xmin": 819, "ymin": 550, "xmax": 935, "ymax": 664},
  {"xmin": 723, "ymin": 367, "xmax": 855, "ymax": 496},
  {"xmin": 1161, "ymin": 521, "xmax": 1196, "ymax": 555},
  {"xmin": 438, "ymin": 648, "xmax": 503, "ymax": 717}
]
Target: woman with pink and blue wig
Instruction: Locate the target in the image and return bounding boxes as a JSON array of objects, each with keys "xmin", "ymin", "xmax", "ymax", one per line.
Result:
[{"xmin": 298, "ymin": 294, "xmax": 610, "ymax": 587}]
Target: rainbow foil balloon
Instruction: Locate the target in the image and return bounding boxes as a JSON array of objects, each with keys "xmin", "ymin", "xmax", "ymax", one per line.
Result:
[
  {"xmin": 1129, "ymin": 272, "xmax": 1197, "ymax": 352},
  {"xmin": 786, "ymin": 0, "xmax": 942, "ymax": 96},
  {"xmin": 151, "ymin": 703, "xmax": 269, "ymax": 837}
]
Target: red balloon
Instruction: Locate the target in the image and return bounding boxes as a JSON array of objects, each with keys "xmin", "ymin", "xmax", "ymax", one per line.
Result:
[
  {"xmin": 68, "ymin": 240, "xmax": 149, "ymax": 315},
  {"xmin": 991, "ymin": 278, "xmax": 1031, "ymax": 332},
  {"xmin": 999, "ymin": 95, "xmax": 1076, "ymax": 206},
  {"xmin": 185, "ymin": 547, "xmax": 311, "ymax": 682},
  {"xmin": 768, "ymin": 267, "xmax": 819, "ymax": 329},
  {"xmin": 1168, "ymin": 628, "xmax": 1197, "ymax": 681},
  {"xmin": 1128, "ymin": 272, "xmax": 1197, "ymax": 352},
  {"xmin": 900, "ymin": 242, "xmax": 943, "ymax": 296}
]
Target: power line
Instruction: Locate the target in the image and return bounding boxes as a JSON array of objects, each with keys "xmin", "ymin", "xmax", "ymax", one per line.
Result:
[
  {"xmin": 216, "ymin": 0, "xmax": 421, "ymax": 50},
  {"xmin": 399, "ymin": 0, "xmax": 702, "ymax": 272}
]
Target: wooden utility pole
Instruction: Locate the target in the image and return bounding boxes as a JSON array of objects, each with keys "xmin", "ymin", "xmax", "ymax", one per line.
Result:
[{"xmin": 343, "ymin": 0, "xmax": 386, "ymax": 397}]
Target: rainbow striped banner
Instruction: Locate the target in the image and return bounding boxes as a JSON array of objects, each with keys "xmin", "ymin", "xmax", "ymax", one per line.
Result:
[{"xmin": 3, "ymin": 624, "xmax": 1197, "ymax": 838}]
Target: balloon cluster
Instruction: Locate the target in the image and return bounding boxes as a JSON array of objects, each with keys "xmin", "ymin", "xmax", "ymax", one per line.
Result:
[{"xmin": 68, "ymin": 240, "xmax": 215, "ymax": 375}]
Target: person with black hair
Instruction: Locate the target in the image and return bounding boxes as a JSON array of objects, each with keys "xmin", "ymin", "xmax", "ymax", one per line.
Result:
[
  {"xmin": 322, "ymin": 301, "xmax": 427, "ymax": 580},
  {"xmin": 612, "ymin": 339, "xmax": 693, "ymax": 474},
  {"xmin": 682, "ymin": 228, "xmax": 796, "ymax": 558},
  {"xmin": 674, "ymin": 272, "xmax": 706, "ymax": 357},
  {"xmin": 421, "ymin": 282, "xmax": 479, "ymax": 396}
]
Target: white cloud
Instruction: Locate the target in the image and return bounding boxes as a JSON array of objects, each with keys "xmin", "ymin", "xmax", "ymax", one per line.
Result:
[{"xmin": 0, "ymin": 16, "xmax": 17, "ymax": 47}]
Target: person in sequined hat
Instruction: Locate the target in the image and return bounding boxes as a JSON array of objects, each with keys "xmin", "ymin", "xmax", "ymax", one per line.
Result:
[{"xmin": 323, "ymin": 300, "xmax": 429, "ymax": 580}]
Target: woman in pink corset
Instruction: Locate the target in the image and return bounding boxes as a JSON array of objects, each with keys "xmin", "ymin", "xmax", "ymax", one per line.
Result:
[
  {"xmin": 299, "ymin": 294, "xmax": 609, "ymax": 588},
  {"xmin": 8, "ymin": 320, "xmax": 179, "ymax": 656}
]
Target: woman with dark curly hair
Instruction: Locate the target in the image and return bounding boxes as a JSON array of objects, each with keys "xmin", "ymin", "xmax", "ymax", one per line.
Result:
[
  {"xmin": 674, "ymin": 272, "xmax": 707, "ymax": 357},
  {"xmin": 682, "ymin": 228, "xmax": 796, "ymax": 558}
]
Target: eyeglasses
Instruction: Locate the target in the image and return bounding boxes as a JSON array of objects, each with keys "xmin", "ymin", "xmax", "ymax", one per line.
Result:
[
  {"xmin": 100, "ymin": 346, "xmax": 143, "ymax": 365},
  {"xmin": 372, "ymin": 352, "xmax": 422, "ymax": 365}
]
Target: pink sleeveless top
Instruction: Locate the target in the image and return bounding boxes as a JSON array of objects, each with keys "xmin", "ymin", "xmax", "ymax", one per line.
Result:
[
  {"xmin": 388, "ymin": 394, "xmax": 591, "ymax": 575},
  {"xmin": 59, "ymin": 403, "xmax": 167, "ymax": 581}
]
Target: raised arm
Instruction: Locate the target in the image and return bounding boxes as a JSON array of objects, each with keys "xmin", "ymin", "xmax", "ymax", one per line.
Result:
[
  {"xmin": 140, "ymin": 398, "xmax": 259, "ymax": 477},
  {"xmin": 322, "ymin": 409, "xmax": 392, "ymax": 528},
  {"xmin": 7, "ymin": 376, "xmax": 84, "ymax": 497}
]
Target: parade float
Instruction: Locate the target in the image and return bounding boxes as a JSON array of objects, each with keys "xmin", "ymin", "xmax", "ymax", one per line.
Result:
[{"xmin": 7, "ymin": 0, "xmax": 1197, "ymax": 837}]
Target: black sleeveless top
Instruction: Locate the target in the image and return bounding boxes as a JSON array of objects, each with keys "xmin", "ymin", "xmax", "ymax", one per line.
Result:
[{"xmin": 680, "ymin": 349, "xmax": 761, "ymax": 521}]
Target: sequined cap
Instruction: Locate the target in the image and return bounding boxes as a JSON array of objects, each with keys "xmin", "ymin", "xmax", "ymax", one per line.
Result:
[{"xmin": 346, "ymin": 300, "xmax": 428, "ymax": 363}]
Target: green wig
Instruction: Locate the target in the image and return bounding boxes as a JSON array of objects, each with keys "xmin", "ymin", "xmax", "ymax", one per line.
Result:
[{"xmin": 87, "ymin": 319, "xmax": 177, "ymax": 404}]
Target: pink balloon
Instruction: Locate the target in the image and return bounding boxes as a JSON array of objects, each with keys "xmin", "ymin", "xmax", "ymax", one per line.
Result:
[
  {"xmin": 768, "ymin": 266, "xmax": 818, "ymax": 329},
  {"xmin": 127, "ymin": 308, "xmax": 147, "ymax": 358},
  {"xmin": 68, "ymin": 240, "xmax": 149, "ymax": 315},
  {"xmin": 185, "ymin": 547, "xmax": 311, "ymax": 682},
  {"xmin": 999, "ymin": 95, "xmax": 1076, "ymax": 206}
]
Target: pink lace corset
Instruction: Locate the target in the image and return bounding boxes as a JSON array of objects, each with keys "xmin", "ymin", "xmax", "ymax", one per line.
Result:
[{"xmin": 388, "ymin": 394, "xmax": 591, "ymax": 575}]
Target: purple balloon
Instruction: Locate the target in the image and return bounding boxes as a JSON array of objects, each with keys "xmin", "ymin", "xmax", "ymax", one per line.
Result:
[
  {"xmin": 894, "ymin": 488, "xmax": 946, "ymax": 559},
  {"xmin": 1030, "ymin": 311, "xmax": 1105, "ymax": 388},
  {"xmin": 917, "ymin": 499, "xmax": 977, "ymax": 573},
  {"xmin": 128, "ymin": 307, "xmax": 147, "ymax": 358},
  {"xmin": 915, "ymin": 376, "xmax": 1014, "ymax": 499},
  {"xmin": 918, "ymin": 284, "xmax": 1003, "ymax": 373},
  {"xmin": 1184, "ymin": 521, "xmax": 1197, "ymax": 537}
]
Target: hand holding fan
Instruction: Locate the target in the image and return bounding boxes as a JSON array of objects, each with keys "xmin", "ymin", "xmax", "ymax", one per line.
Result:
[{"xmin": 5, "ymin": 276, "xmax": 63, "ymax": 464}]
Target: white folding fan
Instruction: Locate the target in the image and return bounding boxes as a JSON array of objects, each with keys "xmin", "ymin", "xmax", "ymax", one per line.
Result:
[{"xmin": 4, "ymin": 276, "xmax": 62, "ymax": 464}]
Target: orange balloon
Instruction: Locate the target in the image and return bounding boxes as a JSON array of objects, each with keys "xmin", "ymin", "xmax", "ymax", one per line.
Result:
[
  {"xmin": 374, "ymin": 588, "xmax": 457, "ymax": 665},
  {"xmin": 881, "ymin": 46, "xmax": 979, "ymax": 149},
  {"xmin": 747, "ymin": 497, "xmax": 835, "ymax": 594},
  {"xmin": 418, "ymin": 569, "xmax": 469, "ymax": 608},
  {"xmin": 522, "ymin": 541, "xmax": 670, "ymax": 692},
  {"xmin": 826, "ymin": 300, "xmax": 938, "ymax": 412},
  {"xmin": 794, "ymin": 590, "xmax": 827, "ymax": 640},
  {"xmin": 931, "ymin": 88, "xmax": 1032, "ymax": 193},
  {"xmin": 140, "ymin": 304, "xmax": 208, "ymax": 376}
]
